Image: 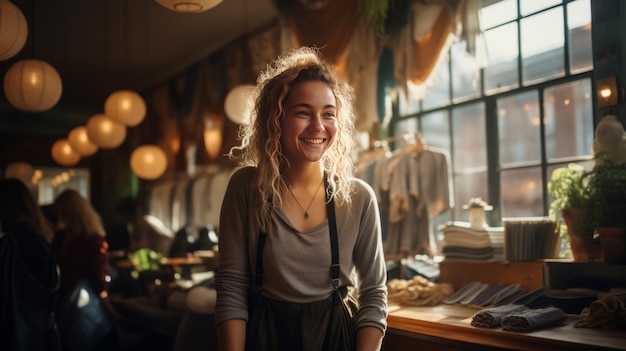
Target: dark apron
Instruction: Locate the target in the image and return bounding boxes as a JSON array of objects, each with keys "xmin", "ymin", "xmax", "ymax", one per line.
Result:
[{"xmin": 245, "ymin": 183, "xmax": 356, "ymax": 351}]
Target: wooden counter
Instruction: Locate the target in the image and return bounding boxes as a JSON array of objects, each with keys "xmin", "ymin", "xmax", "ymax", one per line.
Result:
[{"xmin": 383, "ymin": 304, "xmax": 625, "ymax": 351}]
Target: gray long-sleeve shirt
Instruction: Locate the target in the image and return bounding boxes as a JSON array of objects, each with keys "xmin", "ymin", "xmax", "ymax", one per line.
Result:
[{"xmin": 215, "ymin": 166, "xmax": 388, "ymax": 333}]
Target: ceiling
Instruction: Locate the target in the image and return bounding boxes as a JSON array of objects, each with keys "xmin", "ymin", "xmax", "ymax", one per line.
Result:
[{"xmin": 0, "ymin": 0, "xmax": 279, "ymax": 137}]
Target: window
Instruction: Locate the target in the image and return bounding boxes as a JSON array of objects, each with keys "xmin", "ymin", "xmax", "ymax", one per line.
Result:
[
  {"xmin": 37, "ymin": 167, "xmax": 91, "ymax": 205},
  {"xmin": 390, "ymin": 0, "xmax": 594, "ymax": 225}
]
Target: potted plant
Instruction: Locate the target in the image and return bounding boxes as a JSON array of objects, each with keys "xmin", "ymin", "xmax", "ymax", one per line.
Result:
[
  {"xmin": 547, "ymin": 163, "xmax": 599, "ymax": 261},
  {"xmin": 581, "ymin": 152, "xmax": 626, "ymax": 264}
]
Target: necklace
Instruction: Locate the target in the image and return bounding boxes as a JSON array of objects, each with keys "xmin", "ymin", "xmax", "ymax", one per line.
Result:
[{"xmin": 286, "ymin": 179, "xmax": 324, "ymax": 219}]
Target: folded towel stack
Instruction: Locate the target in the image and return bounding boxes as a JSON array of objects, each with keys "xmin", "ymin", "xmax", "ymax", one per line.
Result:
[{"xmin": 500, "ymin": 306, "xmax": 567, "ymax": 331}]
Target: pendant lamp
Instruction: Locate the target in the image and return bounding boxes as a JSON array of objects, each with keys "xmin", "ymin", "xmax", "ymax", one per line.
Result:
[
  {"xmin": 86, "ymin": 113, "xmax": 127, "ymax": 149},
  {"xmin": 130, "ymin": 145, "xmax": 167, "ymax": 180},
  {"xmin": 155, "ymin": 0, "xmax": 223, "ymax": 13},
  {"xmin": 104, "ymin": 90, "xmax": 147, "ymax": 127},
  {"xmin": 3, "ymin": 59, "xmax": 63, "ymax": 112},
  {"xmin": 0, "ymin": 0, "xmax": 28, "ymax": 61},
  {"xmin": 51, "ymin": 139, "xmax": 80, "ymax": 167},
  {"xmin": 224, "ymin": 84, "xmax": 255, "ymax": 125},
  {"xmin": 67, "ymin": 126, "xmax": 98, "ymax": 156},
  {"xmin": 203, "ymin": 116, "xmax": 223, "ymax": 159}
]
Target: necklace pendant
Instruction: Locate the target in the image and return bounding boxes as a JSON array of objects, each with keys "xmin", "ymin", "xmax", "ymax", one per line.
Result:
[{"xmin": 304, "ymin": 212, "xmax": 309, "ymax": 219}]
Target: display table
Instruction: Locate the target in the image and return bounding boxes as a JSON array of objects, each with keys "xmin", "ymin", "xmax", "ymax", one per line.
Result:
[{"xmin": 382, "ymin": 304, "xmax": 626, "ymax": 351}]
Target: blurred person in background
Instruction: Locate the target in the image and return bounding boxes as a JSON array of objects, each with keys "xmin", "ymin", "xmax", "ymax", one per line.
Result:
[
  {"xmin": 51, "ymin": 189, "xmax": 118, "ymax": 350},
  {"xmin": 0, "ymin": 178, "xmax": 61, "ymax": 351}
]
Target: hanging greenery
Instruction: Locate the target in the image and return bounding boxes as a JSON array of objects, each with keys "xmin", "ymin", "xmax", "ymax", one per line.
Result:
[
  {"xmin": 359, "ymin": 0, "xmax": 395, "ymax": 35},
  {"xmin": 273, "ymin": 0, "xmax": 395, "ymax": 34}
]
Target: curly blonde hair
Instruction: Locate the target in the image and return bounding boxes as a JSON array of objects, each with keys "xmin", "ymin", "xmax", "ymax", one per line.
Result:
[{"xmin": 231, "ymin": 47, "xmax": 356, "ymax": 231}]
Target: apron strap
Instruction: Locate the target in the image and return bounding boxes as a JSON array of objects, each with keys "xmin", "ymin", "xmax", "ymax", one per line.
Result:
[{"xmin": 325, "ymin": 179, "xmax": 340, "ymax": 289}]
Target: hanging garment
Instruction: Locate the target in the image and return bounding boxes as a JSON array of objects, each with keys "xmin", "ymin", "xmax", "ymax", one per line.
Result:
[{"xmin": 384, "ymin": 149, "xmax": 450, "ymax": 257}]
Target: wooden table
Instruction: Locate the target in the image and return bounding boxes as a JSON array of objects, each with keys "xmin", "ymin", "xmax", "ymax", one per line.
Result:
[{"xmin": 383, "ymin": 304, "xmax": 626, "ymax": 351}]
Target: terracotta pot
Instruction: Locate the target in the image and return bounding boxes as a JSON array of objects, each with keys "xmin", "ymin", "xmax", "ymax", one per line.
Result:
[
  {"xmin": 562, "ymin": 208, "xmax": 603, "ymax": 262},
  {"xmin": 596, "ymin": 226, "xmax": 626, "ymax": 264}
]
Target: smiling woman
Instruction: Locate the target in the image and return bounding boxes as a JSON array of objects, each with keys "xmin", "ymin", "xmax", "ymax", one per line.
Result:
[{"xmin": 215, "ymin": 47, "xmax": 388, "ymax": 351}]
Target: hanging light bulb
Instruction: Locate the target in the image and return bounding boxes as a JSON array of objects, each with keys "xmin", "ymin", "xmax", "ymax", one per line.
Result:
[
  {"xmin": 155, "ymin": 0, "xmax": 223, "ymax": 13},
  {"xmin": 86, "ymin": 113, "xmax": 127, "ymax": 149},
  {"xmin": 203, "ymin": 115, "xmax": 223, "ymax": 159},
  {"xmin": 130, "ymin": 145, "xmax": 168, "ymax": 180},
  {"xmin": 67, "ymin": 126, "xmax": 98, "ymax": 156},
  {"xmin": 224, "ymin": 84, "xmax": 255, "ymax": 125},
  {"xmin": 51, "ymin": 139, "xmax": 80, "ymax": 167},
  {"xmin": 104, "ymin": 90, "xmax": 147, "ymax": 127},
  {"xmin": 3, "ymin": 59, "xmax": 63, "ymax": 112},
  {"xmin": 0, "ymin": 0, "xmax": 28, "ymax": 61}
]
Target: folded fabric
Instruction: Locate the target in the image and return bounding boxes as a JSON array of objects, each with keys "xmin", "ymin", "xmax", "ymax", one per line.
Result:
[
  {"xmin": 501, "ymin": 306, "xmax": 567, "ymax": 331},
  {"xmin": 460, "ymin": 283, "xmax": 489, "ymax": 305},
  {"xmin": 469, "ymin": 283, "xmax": 506, "ymax": 307},
  {"xmin": 471, "ymin": 304, "xmax": 528, "ymax": 328},
  {"xmin": 487, "ymin": 283, "xmax": 524, "ymax": 306},
  {"xmin": 574, "ymin": 293, "xmax": 626, "ymax": 330},
  {"xmin": 511, "ymin": 286, "xmax": 550, "ymax": 308},
  {"xmin": 443, "ymin": 281, "xmax": 483, "ymax": 305}
]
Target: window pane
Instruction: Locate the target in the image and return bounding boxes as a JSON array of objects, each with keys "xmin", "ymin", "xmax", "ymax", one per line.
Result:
[
  {"xmin": 484, "ymin": 23, "xmax": 519, "ymax": 94},
  {"xmin": 568, "ymin": 0, "xmax": 593, "ymax": 73},
  {"xmin": 498, "ymin": 91, "xmax": 541, "ymax": 165},
  {"xmin": 501, "ymin": 167, "xmax": 543, "ymax": 217},
  {"xmin": 421, "ymin": 111, "xmax": 453, "ymax": 240},
  {"xmin": 37, "ymin": 167, "xmax": 91, "ymax": 205},
  {"xmin": 398, "ymin": 88, "xmax": 421, "ymax": 116},
  {"xmin": 454, "ymin": 172, "xmax": 488, "ymax": 221},
  {"xmin": 452, "ymin": 102, "xmax": 487, "ymax": 170},
  {"xmin": 422, "ymin": 110, "xmax": 451, "ymax": 151},
  {"xmin": 521, "ymin": 8, "xmax": 565, "ymax": 84},
  {"xmin": 451, "ymin": 40, "xmax": 482, "ymax": 102},
  {"xmin": 480, "ymin": 0, "xmax": 516, "ymax": 30},
  {"xmin": 543, "ymin": 78, "xmax": 594, "ymax": 161},
  {"xmin": 520, "ymin": 0, "xmax": 561, "ymax": 16},
  {"xmin": 422, "ymin": 57, "xmax": 451, "ymax": 110}
]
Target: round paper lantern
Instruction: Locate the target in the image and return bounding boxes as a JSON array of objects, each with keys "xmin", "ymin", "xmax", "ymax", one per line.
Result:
[
  {"xmin": 4, "ymin": 161, "xmax": 34, "ymax": 185},
  {"xmin": 0, "ymin": 0, "xmax": 28, "ymax": 61},
  {"xmin": 130, "ymin": 145, "xmax": 167, "ymax": 180},
  {"xmin": 224, "ymin": 84, "xmax": 255, "ymax": 125},
  {"xmin": 86, "ymin": 113, "xmax": 127, "ymax": 149},
  {"xmin": 51, "ymin": 139, "xmax": 81, "ymax": 167},
  {"xmin": 3, "ymin": 59, "xmax": 63, "ymax": 112},
  {"xmin": 104, "ymin": 90, "xmax": 147, "ymax": 127},
  {"xmin": 155, "ymin": 0, "xmax": 223, "ymax": 13},
  {"xmin": 67, "ymin": 126, "xmax": 98, "ymax": 156}
]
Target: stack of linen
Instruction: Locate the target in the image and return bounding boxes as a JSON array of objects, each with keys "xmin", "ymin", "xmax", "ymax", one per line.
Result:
[{"xmin": 440, "ymin": 221, "xmax": 504, "ymax": 260}]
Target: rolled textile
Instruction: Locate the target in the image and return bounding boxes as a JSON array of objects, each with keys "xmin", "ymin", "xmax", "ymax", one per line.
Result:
[
  {"xmin": 471, "ymin": 304, "xmax": 527, "ymax": 328},
  {"xmin": 501, "ymin": 306, "xmax": 567, "ymax": 331},
  {"xmin": 574, "ymin": 294, "xmax": 626, "ymax": 330}
]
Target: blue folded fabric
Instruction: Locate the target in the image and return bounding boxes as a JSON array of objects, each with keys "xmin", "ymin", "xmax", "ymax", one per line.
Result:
[
  {"xmin": 487, "ymin": 283, "xmax": 524, "ymax": 306},
  {"xmin": 511, "ymin": 286, "xmax": 550, "ymax": 308},
  {"xmin": 501, "ymin": 306, "xmax": 567, "ymax": 331},
  {"xmin": 460, "ymin": 283, "xmax": 489, "ymax": 305},
  {"xmin": 470, "ymin": 283, "xmax": 506, "ymax": 307},
  {"xmin": 471, "ymin": 304, "xmax": 528, "ymax": 328},
  {"xmin": 443, "ymin": 281, "xmax": 483, "ymax": 305}
]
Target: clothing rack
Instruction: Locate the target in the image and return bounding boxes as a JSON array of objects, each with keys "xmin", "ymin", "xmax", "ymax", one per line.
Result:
[{"xmin": 373, "ymin": 131, "xmax": 423, "ymax": 148}]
